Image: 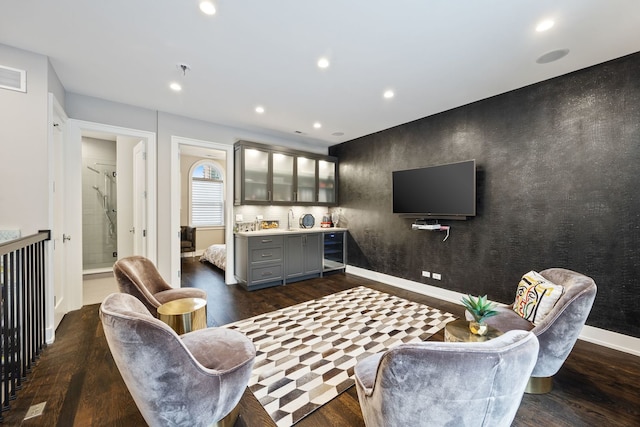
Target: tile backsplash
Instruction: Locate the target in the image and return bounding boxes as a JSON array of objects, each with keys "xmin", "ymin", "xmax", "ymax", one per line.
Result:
[{"xmin": 234, "ymin": 205, "xmax": 339, "ymax": 230}]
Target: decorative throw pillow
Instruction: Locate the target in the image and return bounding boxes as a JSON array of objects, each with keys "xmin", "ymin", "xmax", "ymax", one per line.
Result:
[{"xmin": 512, "ymin": 271, "xmax": 564, "ymax": 325}]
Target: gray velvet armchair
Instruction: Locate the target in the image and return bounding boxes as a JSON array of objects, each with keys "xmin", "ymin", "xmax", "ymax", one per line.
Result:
[
  {"xmin": 469, "ymin": 268, "xmax": 597, "ymax": 393},
  {"xmin": 100, "ymin": 292, "xmax": 256, "ymax": 427},
  {"xmin": 113, "ymin": 255, "xmax": 207, "ymax": 317},
  {"xmin": 354, "ymin": 330, "xmax": 539, "ymax": 427}
]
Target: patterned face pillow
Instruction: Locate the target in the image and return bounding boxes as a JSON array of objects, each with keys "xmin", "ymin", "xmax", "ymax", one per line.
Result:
[{"xmin": 513, "ymin": 271, "xmax": 564, "ymax": 325}]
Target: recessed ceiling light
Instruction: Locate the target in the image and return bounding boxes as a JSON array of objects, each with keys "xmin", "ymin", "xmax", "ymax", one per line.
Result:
[
  {"xmin": 313, "ymin": 122, "xmax": 322, "ymax": 129},
  {"xmin": 383, "ymin": 90, "xmax": 395, "ymax": 99},
  {"xmin": 255, "ymin": 106, "xmax": 265, "ymax": 114},
  {"xmin": 170, "ymin": 82, "xmax": 182, "ymax": 92},
  {"xmin": 317, "ymin": 57, "xmax": 330, "ymax": 69},
  {"xmin": 536, "ymin": 49, "xmax": 570, "ymax": 64},
  {"xmin": 199, "ymin": 1, "xmax": 216, "ymax": 15},
  {"xmin": 536, "ymin": 19, "xmax": 555, "ymax": 32}
]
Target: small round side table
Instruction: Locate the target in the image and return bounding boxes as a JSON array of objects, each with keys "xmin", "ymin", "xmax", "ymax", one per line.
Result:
[
  {"xmin": 157, "ymin": 297, "xmax": 207, "ymax": 334},
  {"xmin": 444, "ymin": 319, "xmax": 503, "ymax": 343}
]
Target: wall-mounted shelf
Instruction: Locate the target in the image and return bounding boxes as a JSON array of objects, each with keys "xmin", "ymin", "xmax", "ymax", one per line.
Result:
[{"xmin": 411, "ymin": 222, "xmax": 450, "ymax": 241}]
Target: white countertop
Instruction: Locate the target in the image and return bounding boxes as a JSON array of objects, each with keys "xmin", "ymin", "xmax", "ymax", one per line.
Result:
[{"xmin": 235, "ymin": 227, "xmax": 348, "ymax": 237}]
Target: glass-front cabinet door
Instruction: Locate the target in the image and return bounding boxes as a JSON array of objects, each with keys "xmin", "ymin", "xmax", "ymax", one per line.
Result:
[
  {"xmin": 272, "ymin": 152, "xmax": 294, "ymax": 202},
  {"xmin": 296, "ymin": 157, "xmax": 317, "ymax": 203},
  {"xmin": 235, "ymin": 141, "xmax": 338, "ymax": 206},
  {"xmin": 242, "ymin": 147, "xmax": 270, "ymax": 202},
  {"xmin": 318, "ymin": 159, "xmax": 336, "ymax": 204}
]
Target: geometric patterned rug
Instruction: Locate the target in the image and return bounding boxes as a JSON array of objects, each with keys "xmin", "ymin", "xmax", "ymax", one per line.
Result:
[{"xmin": 223, "ymin": 286, "xmax": 457, "ymax": 427}]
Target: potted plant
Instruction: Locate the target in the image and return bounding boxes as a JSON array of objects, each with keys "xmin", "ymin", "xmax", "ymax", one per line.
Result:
[{"xmin": 461, "ymin": 294, "xmax": 498, "ymax": 335}]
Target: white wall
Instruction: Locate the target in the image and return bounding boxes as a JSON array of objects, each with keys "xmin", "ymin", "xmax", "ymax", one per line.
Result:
[
  {"xmin": 0, "ymin": 44, "xmax": 51, "ymax": 236},
  {"xmin": 47, "ymin": 58, "xmax": 65, "ymax": 107}
]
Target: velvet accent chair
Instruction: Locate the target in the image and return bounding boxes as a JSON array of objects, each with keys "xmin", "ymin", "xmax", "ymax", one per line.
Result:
[
  {"xmin": 113, "ymin": 255, "xmax": 207, "ymax": 318},
  {"xmin": 468, "ymin": 268, "xmax": 597, "ymax": 393},
  {"xmin": 354, "ymin": 330, "xmax": 539, "ymax": 427},
  {"xmin": 100, "ymin": 293, "xmax": 256, "ymax": 427},
  {"xmin": 181, "ymin": 226, "xmax": 197, "ymax": 254}
]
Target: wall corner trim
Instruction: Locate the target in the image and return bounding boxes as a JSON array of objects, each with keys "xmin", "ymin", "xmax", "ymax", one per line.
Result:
[{"xmin": 346, "ymin": 265, "xmax": 640, "ymax": 358}]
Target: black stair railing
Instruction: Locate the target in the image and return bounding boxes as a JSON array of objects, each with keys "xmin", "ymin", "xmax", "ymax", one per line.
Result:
[{"xmin": 0, "ymin": 230, "xmax": 49, "ymax": 422}]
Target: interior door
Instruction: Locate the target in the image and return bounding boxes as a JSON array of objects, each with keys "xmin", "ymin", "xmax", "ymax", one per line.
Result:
[
  {"xmin": 51, "ymin": 100, "xmax": 67, "ymax": 329},
  {"xmin": 133, "ymin": 141, "xmax": 147, "ymax": 256}
]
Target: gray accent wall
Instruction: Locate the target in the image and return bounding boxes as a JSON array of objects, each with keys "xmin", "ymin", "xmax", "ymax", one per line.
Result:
[{"xmin": 330, "ymin": 52, "xmax": 640, "ymax": 338}]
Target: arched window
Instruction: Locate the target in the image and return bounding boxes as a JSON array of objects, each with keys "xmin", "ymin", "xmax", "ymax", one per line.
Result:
[{"xmin": 190, "ymin": 161, "xmax": 224, "ymax": 226}]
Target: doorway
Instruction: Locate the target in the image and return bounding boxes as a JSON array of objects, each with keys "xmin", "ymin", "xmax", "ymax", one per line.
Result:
[
  {"xmin": 66, "ymin": 119, "xmax": 157, "ymax": 311},
  {"xmin": 170, "ymin": 136, "xmax": 235, "ymax": 286},
  {"xmin": 81, "ymin": 135, "xmax": 118, "ymax": 273}
]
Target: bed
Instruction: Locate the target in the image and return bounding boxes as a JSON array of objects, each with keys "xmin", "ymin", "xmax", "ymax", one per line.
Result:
[{"xmin": 200, "ymin": 244, "xmax": 226, "ymax": 271}]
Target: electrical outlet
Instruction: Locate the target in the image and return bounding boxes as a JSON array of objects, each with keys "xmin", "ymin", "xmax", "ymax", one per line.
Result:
[
  {"xmin": 422, "ymin": 270, "xmax": 431, "ymax": 278},
  {"xmin": 24, "ymin": 402, "xmax": 46, "ymax": 420},
  {"xmin": 235, "ymin": 214, "xmax": 243, "ymax": 221},
  {"xmin": 433, "ymin": 273, "xmax": 442, "ymax": 280}
]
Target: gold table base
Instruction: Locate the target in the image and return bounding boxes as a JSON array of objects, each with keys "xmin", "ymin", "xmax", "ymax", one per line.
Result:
[
  {"xmin": 157, "ymin": 297, "xmax": 207, "ymax": 334},
  {"xmin": 214, "ymin": 403, "xmax": 240, "ymax": 427},
  {"xmin": 444, "ymin": 319, "xmax": 503, "ymax": 343}
]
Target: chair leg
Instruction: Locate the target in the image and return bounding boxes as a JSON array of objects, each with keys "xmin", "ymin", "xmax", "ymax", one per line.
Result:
[{"xmin": 525, "ymin": 376, "xmax": 553, "ymax": 394}]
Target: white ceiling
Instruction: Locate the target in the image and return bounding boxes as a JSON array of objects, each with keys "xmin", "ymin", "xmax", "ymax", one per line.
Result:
[{"xmin": 2, "ymin": 1, "xmax": 640, "ymax": 149}]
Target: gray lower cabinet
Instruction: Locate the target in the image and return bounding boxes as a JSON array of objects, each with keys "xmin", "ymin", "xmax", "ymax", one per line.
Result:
[
  {"xmin": 235, "ymin": 231, "xmax": 346, "ymax": 291},
  {"xmin": 285, "ymin": 233, "xmax": 322, "ymax": 282},
  {"xmin": 235, "ymin": 235, "xmax": 285, "ymax": 290}
]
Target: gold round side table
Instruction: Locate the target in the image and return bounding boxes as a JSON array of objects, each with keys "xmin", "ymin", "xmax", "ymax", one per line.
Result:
[
  {"xmin": 157, "ymin": 297, "xmax": 207, "ymax": 334},
  {"xmin": 444, "ymin": 319, "xmax": 503, "ymax": 343}
]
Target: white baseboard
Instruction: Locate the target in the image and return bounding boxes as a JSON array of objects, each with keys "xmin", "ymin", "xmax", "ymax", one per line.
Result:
[
  {"xmin": 346, "ymin": 265, "xmax": 640, "ymax": 358},
  {"xmin": 46, "ymin": 326, "xmax": 55, "ymax": 345}
]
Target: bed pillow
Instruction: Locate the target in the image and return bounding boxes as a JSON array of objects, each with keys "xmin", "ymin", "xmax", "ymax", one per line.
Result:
[{"xmin": 512, "ymin": 270, "xmax": 564, "ymax": 325}]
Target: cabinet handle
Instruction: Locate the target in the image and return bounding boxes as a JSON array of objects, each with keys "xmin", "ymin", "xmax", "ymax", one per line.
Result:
[
  {"xmin": 294, "ymin": 191, "xmax": 297, "ymax": 201},
  {"xmin": 261, "ymin": 253, "xmax": 272, "ymax": 257},
  {"xmin": 268, "ymin": 190, "xmax": 272, "ymax": 200},
  {"xmin": 262, "ymin": 271, "xmax": 272, "ymax": 276},
  {"xmin": 261, "ymin": 239, "xmax": 273, "ymax": 243}
]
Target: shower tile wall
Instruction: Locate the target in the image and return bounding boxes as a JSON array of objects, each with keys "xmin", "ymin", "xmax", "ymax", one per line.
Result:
[{"xmin": 82, "ymin": 137, "xmax": 117, "ymax": 271}]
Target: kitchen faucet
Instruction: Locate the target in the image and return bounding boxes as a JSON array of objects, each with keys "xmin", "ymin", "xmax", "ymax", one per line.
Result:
[{"xmin": 288, "ymin": 208, "xmax": 294, "ymax": 230}]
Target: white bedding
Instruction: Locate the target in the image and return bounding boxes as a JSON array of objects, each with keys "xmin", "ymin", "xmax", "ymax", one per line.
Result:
[{"xmin": 200, "ymin": 244, "xmax": 226, "ymax": 271}]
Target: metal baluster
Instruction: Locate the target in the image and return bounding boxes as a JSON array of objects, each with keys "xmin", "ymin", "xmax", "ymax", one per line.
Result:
[
  {"xmin": 2, "ymin": 253, "xmax": 11, "ymax": 412},
  {"xmin": 8, "ymin": 251, "xmax": 17, "ymax": 400},
  {"xmin": 37, "ymin": 240, "xmax": 46, "ymax": 357}
]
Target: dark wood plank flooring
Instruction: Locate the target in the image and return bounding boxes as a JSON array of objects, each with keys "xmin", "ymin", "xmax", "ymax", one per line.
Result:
[{"xmin": 4, "ymin": 258, "xmax": 639, "ymax": 426}]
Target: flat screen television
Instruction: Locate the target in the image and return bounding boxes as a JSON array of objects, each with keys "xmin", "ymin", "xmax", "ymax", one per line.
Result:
[{"xmin": 392, "ymin": 159, "xmax": 476, "ymax": 219}]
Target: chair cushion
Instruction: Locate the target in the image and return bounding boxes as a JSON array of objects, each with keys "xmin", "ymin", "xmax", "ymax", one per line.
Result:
[
  {"xmin": 513, "ymin": 271, "xmax": 564, "ymax": 325},
  {"xmin": 181, "ymin": 327, "xmax": 256, "ymax": 372}
]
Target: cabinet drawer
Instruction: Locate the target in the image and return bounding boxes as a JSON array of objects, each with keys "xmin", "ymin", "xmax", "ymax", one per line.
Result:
[
  {"xmin": 249, "ymin": 235, "xmax": 284, "ymax": 249},
  {"xmin": 251, "ymin": 264, "xmax": 283, "ymax": 283},
  {"xmin": 250, "ymin": 246, "xmax": 283, "ymax": 263}
]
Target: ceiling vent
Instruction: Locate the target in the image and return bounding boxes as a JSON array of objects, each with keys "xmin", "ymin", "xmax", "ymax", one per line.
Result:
[{"xmin": 0, "ymin": 65, "xmax": 27, "ymax": 93}]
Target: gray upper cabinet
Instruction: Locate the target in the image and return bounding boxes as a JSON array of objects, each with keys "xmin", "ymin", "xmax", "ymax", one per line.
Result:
[
  {"xmin": 235, "ymin": 141, "xmax": 338, "ymax": 206},
  {"xmin": 318, "ymin": 159, "xmax": 336, "ymax": 204},
  {"xmin": 295, "ymin": 156, "xmax": 316, "ymax": 203}
]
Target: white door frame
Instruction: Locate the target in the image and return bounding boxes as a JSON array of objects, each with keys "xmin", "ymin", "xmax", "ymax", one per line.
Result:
[
  {"xmin": 170, "ymin": 136, "xmax": 235, "ymax": 287},
  {"xmin": 66, "ymin": 119, "xmax": 157, "ymax": 310},
  {"xmin": 47, "ymin": 93, "xmax": 68, "ymax": 342},
  {"xmin": 133, "ymin": 141, "xmax": 148, "ymax": 257}
]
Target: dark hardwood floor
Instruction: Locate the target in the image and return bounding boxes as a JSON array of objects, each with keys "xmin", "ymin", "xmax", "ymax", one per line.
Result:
[{"xmin": 4, "ymin": 258, "xmax": 639, "ymax": 426}]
